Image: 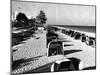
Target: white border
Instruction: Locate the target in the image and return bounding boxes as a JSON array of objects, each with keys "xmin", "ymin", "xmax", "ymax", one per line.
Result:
[{"xmin": 0, "ymin": 0, "xmax": 100, "ymax": 75}]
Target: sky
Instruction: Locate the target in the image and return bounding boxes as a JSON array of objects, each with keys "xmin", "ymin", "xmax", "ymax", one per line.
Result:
[{"xmin": 12, "ymin": 1, "xmax": 96, "ymax": 26}]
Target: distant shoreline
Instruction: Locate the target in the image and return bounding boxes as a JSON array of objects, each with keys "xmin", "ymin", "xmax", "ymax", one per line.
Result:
[
  {"xmin": 48, "ymin": 24, "xmax": 96, "ymax": 27},
  {"xmin": 48, "ymin": 24, "xmax": 96, "ymax": 33}
]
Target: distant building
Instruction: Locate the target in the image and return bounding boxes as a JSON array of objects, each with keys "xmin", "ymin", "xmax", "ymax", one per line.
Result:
[{"xmin": 38, "ymin": 27, "xmax": 44, "ymax": 31}]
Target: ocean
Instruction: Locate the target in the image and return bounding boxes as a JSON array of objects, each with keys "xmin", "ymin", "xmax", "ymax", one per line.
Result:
[{"xmin": 54, "ymin": 25, "xmax": 96, "ymax": 33}]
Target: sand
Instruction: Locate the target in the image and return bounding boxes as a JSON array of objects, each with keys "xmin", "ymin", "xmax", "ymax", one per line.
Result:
[
  {"xmin": 12, "ymin": 29, "xmax": 96, "ymax": 74},
  {"xmin": 55, "ymin": 31, "xmax": 95, "ymax": 69},
  {"xmin": 12, "ymin": 31, "xmax": 47, "ymax": 61}
]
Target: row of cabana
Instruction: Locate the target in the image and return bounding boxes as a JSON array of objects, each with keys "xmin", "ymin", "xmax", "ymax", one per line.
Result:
[{"xmin": 51, "ymin": 26, "xmax": 96, "ymax": 48}]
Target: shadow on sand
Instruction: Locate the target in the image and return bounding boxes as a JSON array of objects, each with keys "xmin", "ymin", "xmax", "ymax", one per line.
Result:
[
  {"xmin": 64, "ymin": 50, "xmax": 82, "ymax": 55},
  {"xmin": 12, "ymin": 55, "xmax": 44, "ymax": 70}
]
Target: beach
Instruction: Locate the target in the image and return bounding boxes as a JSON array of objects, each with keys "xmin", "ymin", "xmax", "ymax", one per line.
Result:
[
  {"xmin": 12, "ymin": 25, "xmax": 96, "ymax": 74},
  {"xmin": 55, "ymin": 30, "xmax": 95, "ymax": 68}
]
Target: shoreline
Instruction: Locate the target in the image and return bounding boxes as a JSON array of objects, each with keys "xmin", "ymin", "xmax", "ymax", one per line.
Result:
[{"xmin": 53, "ymin": 26, "xmax": 95, "ymax": 38}]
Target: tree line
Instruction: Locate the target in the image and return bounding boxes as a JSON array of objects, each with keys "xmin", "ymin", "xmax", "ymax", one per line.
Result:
[{"xmin": 12, "ymin": 10, "xmax": 47, "ymax": 29}]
